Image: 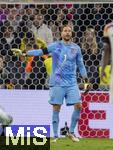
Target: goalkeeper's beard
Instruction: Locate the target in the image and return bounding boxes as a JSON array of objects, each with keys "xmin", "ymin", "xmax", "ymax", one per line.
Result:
[{"xmin": 63, "ymin": 37, "xmax": 72, "ymax": 43}]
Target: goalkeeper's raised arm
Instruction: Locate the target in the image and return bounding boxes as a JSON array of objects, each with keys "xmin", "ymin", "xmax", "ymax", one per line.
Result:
[
  {"xmin": 11, "ymin": 42, "xmax": 55, "ymax": 57},
  {"xmin": 26, "ymin": 43, "xmax": 55, "ymax": 56},
  {"xmin": 27, "ymin": 48, "xmax": 48, "ymax": 56}
]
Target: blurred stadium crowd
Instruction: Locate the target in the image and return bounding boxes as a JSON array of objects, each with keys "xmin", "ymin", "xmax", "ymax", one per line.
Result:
[{"xmin": 0, "ymin": 3, "xmax": 112, "ymax": 90}]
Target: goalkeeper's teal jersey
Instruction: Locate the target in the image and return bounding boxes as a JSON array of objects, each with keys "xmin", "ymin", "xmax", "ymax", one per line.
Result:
[
  {"xmin": 48, "ymin": 40, "xmax": 87, "ymax": 86},
  {"xmin": 27, "ymin": 40, "xmax": 87, "ymax": 87}
]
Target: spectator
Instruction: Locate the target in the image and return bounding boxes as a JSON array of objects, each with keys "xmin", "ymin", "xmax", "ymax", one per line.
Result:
[
  {"xmin": 7, "ymin": 8, "xmax": 21, "ymax": 30},
  {"xmin": 48, "ymin": 20, "xmax": 60, "ymax": 41},
  {"xmin": 31, "ymin": 14, "xmax": 53, "ymax": 45},
  {"xmin": 0, "ymin": 20, "xmax": 21, "ymax": 56},
  {"xmin": 56, "ymin": 9, "xmax": 65, "ymax": 27},
  {"xmin": 0, "ymin": 4, "xmax": 9, "ymax": 22},
  {"xmin": 81, "ymin": 27, "xmax": 102, "ymax": 90},
  {"xmin": 0, "ymin": 56, "xmax": 4, "ymax": 88},
  {"xmin": 0, "ymin": 21, "xmax": 22, "ymax": 89},
  {"xmin": 0, "ymin": 56, "xmax": 13, "ymax": 89}
]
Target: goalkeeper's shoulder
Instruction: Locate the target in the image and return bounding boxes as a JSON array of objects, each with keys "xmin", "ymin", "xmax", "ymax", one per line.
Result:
[
  {"xmin": 71, "ymin": 42, "xmax": 82, "ymax": 52},
  {"xmin": 48, "ymin": 40, "xmax": 62, "ymax": 48}
]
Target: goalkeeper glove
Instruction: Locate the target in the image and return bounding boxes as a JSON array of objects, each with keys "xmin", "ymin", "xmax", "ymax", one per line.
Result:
[
  {"xmin": 83, "ymin": 77, "xmax": 91, "ymax": 94},
  {"xmin": 11, "ymin": 48, "xmax": 27, "ymax": 57}
]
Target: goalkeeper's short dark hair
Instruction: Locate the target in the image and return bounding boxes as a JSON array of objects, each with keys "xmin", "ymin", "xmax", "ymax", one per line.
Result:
[{"xmin": 60, "ymin": 23, "xmax": 72, "ymax": 32}]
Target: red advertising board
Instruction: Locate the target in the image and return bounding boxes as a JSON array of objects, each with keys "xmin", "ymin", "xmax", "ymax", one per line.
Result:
[{"xmin": 79, "ymin": 92, "xmax": 112, "ymax": 138}]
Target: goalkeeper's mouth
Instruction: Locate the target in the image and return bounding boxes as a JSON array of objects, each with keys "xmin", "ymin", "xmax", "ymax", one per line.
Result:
[{"xmin": 64, "ymin": 36, "xmax": 71, "ymax": 41}]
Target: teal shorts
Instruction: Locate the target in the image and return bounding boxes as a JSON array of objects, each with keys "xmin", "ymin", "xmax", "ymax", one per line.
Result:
[{"xmin": 49, "ymin": 86, "xmax": 81, "ymax": 106}]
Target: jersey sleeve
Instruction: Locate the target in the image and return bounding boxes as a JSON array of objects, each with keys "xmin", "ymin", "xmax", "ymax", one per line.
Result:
[
  {"xmin": 27, "ymin": 42, "xmax": 56, "ymax": 56},
  {"xmin": 27, "ymin": 49, "xmax": 43, "ymax": 56},
  {"xmin": 76, "ymin": 46, "xmax": 87, "ymax": 78}
]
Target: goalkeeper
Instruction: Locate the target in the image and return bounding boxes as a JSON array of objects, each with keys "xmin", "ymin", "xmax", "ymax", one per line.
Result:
[{"xmin": 11, "ymin": 24, "xmax": 90, "ymax": 142}]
